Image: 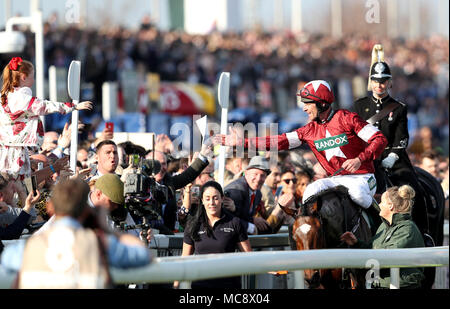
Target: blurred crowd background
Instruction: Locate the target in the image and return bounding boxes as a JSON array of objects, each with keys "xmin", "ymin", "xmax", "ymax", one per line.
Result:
[{"xmin": 0, "ymin": 13, "xmax": 448, "ymax": 158}]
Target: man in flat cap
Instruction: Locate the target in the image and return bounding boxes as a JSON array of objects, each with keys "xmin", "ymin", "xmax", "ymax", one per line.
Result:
[{"xmin": 224, "ymin": 156, "xmax": 272, "ymax": 235}]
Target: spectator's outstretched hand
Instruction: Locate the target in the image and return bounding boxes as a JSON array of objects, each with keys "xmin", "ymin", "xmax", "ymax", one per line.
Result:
[
  {"xmin": 155, "ymin": 134, "xmax": 174, "ymax": 154},
  {"xmin": 222, "ymin": 197, "xmax": 236, "ymax": 212},
  {"xmin": 58, "ymin": 122, "xmax": 71, "ymax": 149},
  {"xmin": 58, "ymin": 121, "xmax": 86, "ymax": 150},
  {"xmin": 52, "ymin": 156, "xmax": 70, "ymax": 174},
  {"xmin": 68, "ymin": 167, "xmax": 91, "ymax": 180},
  {"xmin": 75, "ymin": 101, "xmax": 93, "ymax": 111},
  {"xmin": 278, "ymin": 192, "xmax": 294, "ymax": 208},
  {"xmin": 24, "ymin": 190, "xmax": 41, "ymax": 213}
]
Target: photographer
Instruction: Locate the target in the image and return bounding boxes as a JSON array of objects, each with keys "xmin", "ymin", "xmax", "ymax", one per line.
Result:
[
  {"xmin": 144, "ymin": 143, "xmax": 213, "ymax": 234},
  {"xmin": 39, "ymin": 174, "xmax": 152, "ymax": 243}
]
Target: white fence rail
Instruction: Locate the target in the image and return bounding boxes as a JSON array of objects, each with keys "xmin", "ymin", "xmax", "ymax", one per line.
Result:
[{"xmin": 1, "ymin": 246, "xmax": 447, "ymax": 289}]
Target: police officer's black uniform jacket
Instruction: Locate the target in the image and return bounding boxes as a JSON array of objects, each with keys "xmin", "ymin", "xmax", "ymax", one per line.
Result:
[
  {"xmin": 354, "ymin": 94, "xmax": 412, "ymax": 172},
  {"xmin": 354, "ymin": 94, "xmax": 429, "ymax": 235}
]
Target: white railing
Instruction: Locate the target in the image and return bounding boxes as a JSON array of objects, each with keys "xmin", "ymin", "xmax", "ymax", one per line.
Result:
[{"xmin": 1, "ymin": 246, "xmax": 447, "ymax": 289}]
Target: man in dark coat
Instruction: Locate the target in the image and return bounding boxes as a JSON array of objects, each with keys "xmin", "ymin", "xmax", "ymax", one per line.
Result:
[
  {"xmin": 353, "ymin": 44, "xmax": 429, "ymax": 237},
  {"xmin": 224, "ymin": 156, "xmax": 272, "ymax": 235},
  {"xmin": 146, "ymin": 148, "xmax": 211, "ymax": 234}
]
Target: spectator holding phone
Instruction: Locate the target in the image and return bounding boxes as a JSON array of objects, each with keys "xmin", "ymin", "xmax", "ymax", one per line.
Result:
[
  {"xmin": 260, "ymin": 163, "xmax": 282, "ymax": 215},
  {"xmin": 1, "ymin": 174, "xmax": 41, "ymax": 253},
  {"xmin": 1, "ymin": 178, "xmax": 151, "ymax": 288},
  {"xmin": 0, "ymin": 173, "xmax": 38, "ymax": 227}
]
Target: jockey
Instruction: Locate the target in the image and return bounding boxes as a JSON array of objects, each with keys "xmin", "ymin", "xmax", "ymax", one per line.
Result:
[{"xmin": 216, "ymin": 80, "xmax": 388, "ymax": 210}]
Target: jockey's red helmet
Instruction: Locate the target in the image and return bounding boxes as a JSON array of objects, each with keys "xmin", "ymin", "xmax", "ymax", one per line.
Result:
[{"xmin": 297, "ymin": 80, "xmax": 335, "ymax": 106}]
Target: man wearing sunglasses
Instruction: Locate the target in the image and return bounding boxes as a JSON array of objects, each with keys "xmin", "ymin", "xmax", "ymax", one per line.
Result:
[{"xmin": 216, "ymin": 80, "xmax": 387, "ymax": 211}]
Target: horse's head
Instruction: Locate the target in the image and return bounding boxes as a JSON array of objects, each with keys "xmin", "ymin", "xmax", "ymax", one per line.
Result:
[
  {"xmin": 291, "ymin": 203, "xmax": 324, "ymax": 250},
  {"xmin": 290, "ymin": 202, "xmax": 328, "ymax": 288}
]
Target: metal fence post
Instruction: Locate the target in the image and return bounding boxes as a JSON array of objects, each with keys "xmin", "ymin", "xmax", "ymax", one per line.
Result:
[
  {"xmin": 390, "ymin": 268, "xmax": 400, "ymax": 289},
  {"xmin": 294, "ymin": 270, "xmax": 305, "ymax": 289}
]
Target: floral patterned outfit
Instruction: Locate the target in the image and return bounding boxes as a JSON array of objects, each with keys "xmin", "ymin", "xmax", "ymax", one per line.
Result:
[{"xmin": 0, "ymin": 87, "xmax": 74, "ymax": 180}]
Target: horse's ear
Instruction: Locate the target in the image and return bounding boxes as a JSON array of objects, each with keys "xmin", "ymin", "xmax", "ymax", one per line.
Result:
[
  {"xmin": 279, "ymin": 204, "xmax": 297, "ymax": 219},
  {"xmin": 310, "ymin": 201, "xmax": 319, "ymax": 214}
]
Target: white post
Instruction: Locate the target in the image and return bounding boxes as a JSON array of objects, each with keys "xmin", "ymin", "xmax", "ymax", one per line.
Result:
[
  {"xmin": 31, "ymin": 4, "xmax": 45, "ymax": 127},
  {"xmin": 274, "ymin": 0, "xmax": 284, "ymax": 30},
  {"xmin": 152, "ymin": 0, "xmax": 160, "ymax": 26},
  {"xmin": 331, "ymin": 0, "xmax": 342, "ymax": 38},
  {"xmin": 291, "ymin": 0, "xmax": 303, "ymax": 33},
  {"xmin": 438, "ymin": 0, "xmax": 449, "ymax": 38},
  {"xmin": 409, "ymin": 0, "xmax": 420, "ymax": 39},
  {"xmin": 102, "ymin": 82, "xmax": 118, "ymax": 121},
  {"xmin": 5, "ymin": 0, "xmax": 12, "ymax": 23},
  {"xmin": 217, "ymin": 72, "xmax": 230, "ymax": 188},
  {"xmin": 80, "ymin": 0, "xmax": 87, "ymax": 28},
  {"xmin": 294, "ymin": 270, "xmax": 305, "ymax": 289},
  {"xmin": 390, "ymin": 268, "xmax": 400, "ymax": 289},
  {"xmin": 179, "ymin": 281, "xmax": 192, "ymax": 289},
  {"xmin": 387, "ymin": 0, "xmax": 398, "ymax": 38},
  {"xmin": 68, "ymin": 61, "xmax": 81, "ymax": 174},
  {"xmin": 48, "ymin": 66, "xmax": 58, "ymax": 102}
]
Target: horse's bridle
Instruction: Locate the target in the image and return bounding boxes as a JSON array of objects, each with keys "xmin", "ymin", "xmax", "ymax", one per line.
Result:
[{"xmin": 298, "ymin": 202, "xmax": 327, "ymax": 289}]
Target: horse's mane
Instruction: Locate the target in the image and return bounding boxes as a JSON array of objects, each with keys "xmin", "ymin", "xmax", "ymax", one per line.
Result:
[{"xmin": 301, "ymin": 185, "xmax": 350, "ymax": 216}]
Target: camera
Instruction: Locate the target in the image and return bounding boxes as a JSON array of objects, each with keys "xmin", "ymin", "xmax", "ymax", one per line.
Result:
[{"xmin": 121, "ymin": 155, "xmax": 169, "ymax": 231}]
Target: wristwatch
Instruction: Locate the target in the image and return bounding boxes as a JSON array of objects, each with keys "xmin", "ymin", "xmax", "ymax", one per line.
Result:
[{"xmin": 179, "ymin": 206, "xmax": 190, "ymax": 216}]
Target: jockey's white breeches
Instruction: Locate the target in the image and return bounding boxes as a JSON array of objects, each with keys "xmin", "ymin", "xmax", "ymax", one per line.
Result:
[{"xmin": 302, "ymin": 174, "xmax": 377, "ymax": 209}]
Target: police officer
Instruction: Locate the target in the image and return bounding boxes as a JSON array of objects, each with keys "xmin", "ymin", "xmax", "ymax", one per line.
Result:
[{"xmin": 353, "ymin": 44, "xmax": 429, "ymax": 237}]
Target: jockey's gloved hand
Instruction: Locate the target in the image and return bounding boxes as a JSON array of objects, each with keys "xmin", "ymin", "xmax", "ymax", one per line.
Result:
[{"xmin": 381, "ymin": 152, "xmax": 399, "ymax": 169}]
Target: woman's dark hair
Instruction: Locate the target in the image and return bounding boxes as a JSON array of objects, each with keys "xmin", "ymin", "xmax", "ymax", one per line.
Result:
[
  {"xmin": 280, "ymin": 166, "xmax": 295, "ymax": 177},
  {"xmin": 185, "ymin": 181, "xmax": 224, "ymax": 241}
]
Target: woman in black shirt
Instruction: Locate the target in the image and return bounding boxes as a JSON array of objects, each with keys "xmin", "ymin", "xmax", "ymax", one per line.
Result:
[{"xmin": 174, "ymin": 181, "xmax": 251, "ymax": 289}]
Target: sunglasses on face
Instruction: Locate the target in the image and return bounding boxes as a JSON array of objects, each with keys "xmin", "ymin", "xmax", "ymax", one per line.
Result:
[{"xmin": 282, "ymin": 178, "xmax": 297, "ymax": 184}]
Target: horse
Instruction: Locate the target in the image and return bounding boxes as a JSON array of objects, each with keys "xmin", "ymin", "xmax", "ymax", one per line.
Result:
[{"xmin": 282, "ymin": 186, "xmax": 372, "ymax": 289}]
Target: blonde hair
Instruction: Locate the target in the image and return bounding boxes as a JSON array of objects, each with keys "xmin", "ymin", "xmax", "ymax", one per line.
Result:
[
  {"xmin": 386, "ymin": 185, "xmax": 415, "ymax": 213},
  {"xmin": 1, "ymin": 59, "xmax": 34, "ymax": 106}
]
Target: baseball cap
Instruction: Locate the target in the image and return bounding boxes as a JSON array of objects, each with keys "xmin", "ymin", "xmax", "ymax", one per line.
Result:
[
  {"xmin": 95, "ymin": 174, "xmax": 125, "ymax": 205},
  {"xmin": 245, "ymin": 156, "xmax": 271, "ymax": 174}
]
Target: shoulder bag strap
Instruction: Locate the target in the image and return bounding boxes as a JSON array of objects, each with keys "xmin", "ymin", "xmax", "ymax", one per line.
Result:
[{"xmin": 366, "ymin": 102, "xmax": 399, "ymax": 125}]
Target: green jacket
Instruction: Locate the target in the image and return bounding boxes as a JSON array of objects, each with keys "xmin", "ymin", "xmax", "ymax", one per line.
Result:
[{"xmin": 355, "ymin": 213, "xmax": 425, "ymax": 289}]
